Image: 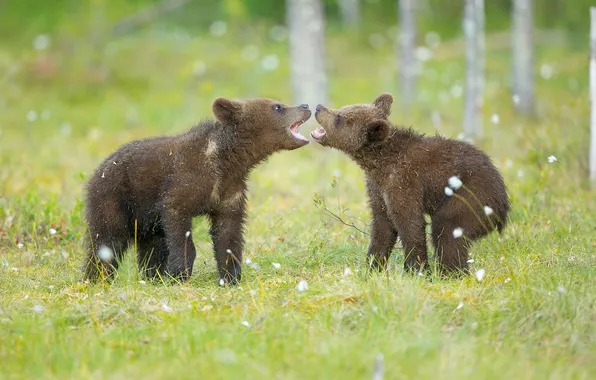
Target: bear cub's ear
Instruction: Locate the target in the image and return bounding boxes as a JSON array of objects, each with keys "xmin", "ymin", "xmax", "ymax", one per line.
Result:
[
  {"xmin": 365, "ymin": 119, "xmax": 390, "ymax": 145},
  {"xmin": 373, "ymin": 92, "xmax": 393, "ymax": 118},
  {"xmin": 213, "ymin": 98, "xmax": 242, "ymax": 124}
]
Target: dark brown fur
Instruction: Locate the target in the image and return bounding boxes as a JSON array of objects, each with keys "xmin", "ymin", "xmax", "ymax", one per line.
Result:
[
  {"xmin": 311, "ymin": 93, "xmax": 510, "ymax": 275},
  {"xmin": 84, "ymin": 97, "xmax": 311, "ymax": 285}
]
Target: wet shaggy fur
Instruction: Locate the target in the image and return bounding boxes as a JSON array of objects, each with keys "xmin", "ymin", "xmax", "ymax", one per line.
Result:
[
  {"xmin": 84, "ymin": 97, "xmax": 311, "ymax": 285},
  {"xmin": 312, "ymin": 93, "xmax": 510, "ymax": 275}
]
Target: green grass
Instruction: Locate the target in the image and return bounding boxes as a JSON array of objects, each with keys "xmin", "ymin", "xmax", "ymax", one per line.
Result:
[{"xmin": 1, "ymin": 24, "xmax": 595, "ymax": 379}]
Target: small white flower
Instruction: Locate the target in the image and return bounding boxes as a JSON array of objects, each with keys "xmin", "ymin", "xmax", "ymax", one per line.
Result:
[
  {"xmin": 138, "ymin": 280, "xmax": 146, "ymax": 285},
  {"xmin": 17, "ymin": 243, "xmax": 24, "ymax": 249},
  {"xmin": 491, "ymin": 113, "xmax": 500, "ymax": 124},
  {"xmin": 547, "ymin": 155, "xmax": 557, "ymax": 163},
  {"xmin": 272, "ymin": 262, "xmax": 281, "ymax": 269},
  {"xmin": 32, "ymin": 305, "xmax": 44, "ymax": 313},
  {"xmin": 245, "ymin": 258, "xmax": 252, "ymax": 264},
  {"xmin": 475, "ymin": 268, "xmax": 486, "ymax": 281},
  {"xmin": 48, "ymin": 285, "xmax": 54, "ymax": 290},
  {"xmin": 517, "ymin": 169, "xmax": 525, "ymax": 178},
  {"xmin": 185, "ymin": 231, "xmax": 191, "ymax": 238},
  {"xmin": 483, "ymin": 206, "xmax": 494, "ymax": 216},
  {"xmin": 417, "ymin": 272, "xmax": 424, "ymax": 277},
  {"xmin": 219, "ymin": 279, "xmax": 225, "ymax": 286},
  {"xmin": 33, "ymin": 34, "xmax": 51, "ymax": 50},
  {"xmin": 97, "ymin": 246, "xmax": 114, "ymax": 262},
  {"xmin": 557, "ymin": 286, "xmax": 566, "ymax": 294},
  {"xmin": 444, "ymin": 187, "xmax": 454, "ymax": 196},
  {"xmin": 49, "ymin": 228, "xmax": 57, "ymax": 235},
  {"xmin": 467, "ymin": 259, "xmax": 474, "ymax": 263},
  {"xmin": 261, "ymin": 54, "xmax": 279, "ymax": 71},
  {"xmin": 11, "ymin": 267, "xmax": 18, "ymax": 272},
  {"xmin": 343, "ymin": 267, "xmax": 352, "ymax": 277},
  {"xmin": 209, "ymin": 20, "xmax": 227, "ymax": 37},
  {"xmin": 452, "ymin": 227, "xmax": 464, "ymax": 239},
  {"xmin": 296, "ymin": 279, "xmax": 308, "ymax": 292},
  {"xmin": 26, "ymin": 110, "xmax": 37, "ymax": 122},
  {"xmin": 454, "ymin": 301, "xmax": 464, "ymax": 311},
  {"xmin": 162, "ymin": 303, "xmax": 173, "ymax": 312},
  {"xmin": 448, "ymin": 176, "xmax": 463, "ymax": 190},
  {"xmin": 241, "ymin": 321, "xmax": 250, "ymax": 328},
  {"xmin": 504, "ymin": 278, "xmax": 511, "ymax": 284},
  {"xmin": 226, "ymin": 249, "xmax": 232, "ymax": 254}
]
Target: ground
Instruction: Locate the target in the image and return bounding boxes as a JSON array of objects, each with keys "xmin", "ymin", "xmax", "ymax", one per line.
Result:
[{"xmin": 0, "ymin": 25, "xmax": 595, "ymax": 379}]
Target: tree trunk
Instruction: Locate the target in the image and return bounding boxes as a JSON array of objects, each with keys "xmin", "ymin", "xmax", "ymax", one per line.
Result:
[
  {"xmin": 286, "ymin": 0, "xmax": 328, "ymax": 107},
  {"xmin": 475, "ymin": 0, "xmax": 485, "ymax": 135},
  {"xmin": 338, "ymin": 0, "xmax": 360, "ymax": 28},
  {"xmin": 463, "ymin": 0, "xmax": 481, "ymax": 141},
  {"xmin": 590, "ymin": 7, "xmax": 596, "ymax": 187},
  {"xmin": 512, "ymin": 0, "xmax": 535, "ymax": 115},
  {"xmin": 398, "ymin": 0, "xmax": 416, "ymax": 111}
]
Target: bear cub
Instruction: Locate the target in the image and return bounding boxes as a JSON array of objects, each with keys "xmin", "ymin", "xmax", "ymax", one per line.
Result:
[
  {"xmin": 84, "ymin": 97, "xmax": 311, "ymax": 285},
  {"xmin": 311, "ymin": 93, "xmax": 510, "ymax": 275}
]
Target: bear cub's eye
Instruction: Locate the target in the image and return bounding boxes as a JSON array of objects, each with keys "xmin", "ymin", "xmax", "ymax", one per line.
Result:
[
  {"xmin": 335, "ymin": 115, "xmax": 344, "ymax": 126},
  {"xmin": 274, "ymin": 104, "xmax": 283, "ymax": 112}
]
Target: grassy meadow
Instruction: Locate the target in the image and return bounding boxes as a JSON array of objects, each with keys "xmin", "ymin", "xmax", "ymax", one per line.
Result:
[{"xmin": 1, "ymin": 18, "xmax": 595, "ymax": 379}]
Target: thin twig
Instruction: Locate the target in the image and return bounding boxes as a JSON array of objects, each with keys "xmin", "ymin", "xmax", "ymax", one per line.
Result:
[{"xmin": 314, "ymin": 202, "xmax": 371, "ymax": 236}]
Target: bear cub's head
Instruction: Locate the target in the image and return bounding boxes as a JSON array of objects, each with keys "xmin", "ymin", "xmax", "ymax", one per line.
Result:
[
  {"xmin": 311, "ymin": 92, "xmax": 393, "ymax": 154},
  {"xmin": 213, "ymin": 97, "xmax": 312, "ymax": 151}
]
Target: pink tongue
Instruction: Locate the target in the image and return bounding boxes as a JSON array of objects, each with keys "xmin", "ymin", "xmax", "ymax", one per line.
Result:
[{"xmin": 311, "ymin": 127, "xmax": 326, "ymax": 139}]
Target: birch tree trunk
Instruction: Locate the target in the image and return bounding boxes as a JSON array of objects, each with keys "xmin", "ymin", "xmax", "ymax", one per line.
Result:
[
  {"xmin": 512, "ymin": 0, "xmax": 535, "ymax": 115},
  {"xmin": 475, "ymin": 0, "xmax": 485, "ymax": 135},
  {"xmin": 286, "ymin": 0, "xmax": 328, "ymax": 107},
  {"xmin": 463, "ymin": 0, "xmax": 481, "ymax": 141},
  {"xmin": 590, "ymin": 7, "xmax": 596, "ymax": 187},
  {"xmin": 398, "ymin": 0, "xmax": 416, "ymax": 111},
  {"xmin": 338, "ymin": 0, "xmax": 360, "ymax": 28}
]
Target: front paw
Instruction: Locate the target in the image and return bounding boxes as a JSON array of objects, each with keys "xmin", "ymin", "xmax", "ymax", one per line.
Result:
[
  {"xmin": 218, "ymin": 271, "xmax": 241, "ymax": 286},
  {"xmin": 165, "ymin": 265, "xmax": 193, "ymax": 282},
  {"xmin": 366, "ymin": 255, "xmax": 388, "ymax": 273}
]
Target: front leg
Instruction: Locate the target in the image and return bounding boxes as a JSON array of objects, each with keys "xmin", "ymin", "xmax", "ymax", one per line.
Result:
[
  {"xmin": 163, "ymin": 210, "xmax": 196, "ymax": 281},
  {"xmin": 209, "ymin": 198, "xmax": 247, "ymax": 285},
  {"xmin": 366, "ymin": 185, "xmax": 399, "ymax": 272}
]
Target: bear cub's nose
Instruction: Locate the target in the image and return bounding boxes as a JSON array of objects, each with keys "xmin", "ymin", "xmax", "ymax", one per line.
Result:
[
  {"xmin": 316, "ymin": 104, "xmax": 322, "ymax": 112},
  {"xmin": 299, "ymin": 104, "xmax": 309, "ymax": 110}
]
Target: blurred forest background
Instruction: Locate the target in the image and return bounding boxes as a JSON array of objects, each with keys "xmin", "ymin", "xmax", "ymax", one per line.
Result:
[{"xmin": 2, "ymin": 2, "xmax": 596, "ymax": 378}]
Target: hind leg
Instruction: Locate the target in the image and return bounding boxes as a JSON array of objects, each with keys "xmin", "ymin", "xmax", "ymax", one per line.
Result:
[
  {"xmin": 137, "ymin": 230, "xmax": 169, "ymax": 280},
  {"xmin": 431, "ymin": 199, "xmax": 490, "ymax": 276},
  {"xmin": 83, "ymin": 200, "xmax": 130, "ymax": 282}
]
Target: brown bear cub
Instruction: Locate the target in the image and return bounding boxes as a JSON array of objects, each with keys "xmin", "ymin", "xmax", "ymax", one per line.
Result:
[
  {"xmin": 84, "ymin": 97, "xmax": 311, "ymax": 285},
  {"xmin": 311, "ymin": 93, "xmax": 510, "ymax": 275}
]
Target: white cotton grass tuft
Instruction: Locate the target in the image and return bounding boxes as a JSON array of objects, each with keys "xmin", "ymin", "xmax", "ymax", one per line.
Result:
[
  {"xmin": 483, "ymin": 206, "xmax": 494, "ymax": 216},
  {"xmin": 467, "ymin": 259, "xmax": 474, "ymax": 263},
  {"xmin": 185, "ymin": 231, "xmax": 191, "ymax": 238},
  {"xmin": 444, "ymin": 187, "xmax": 454, "ymax": 196},
  {"xmin": 296, "ymin": 279, "xmax": 308, "ymax": 292},
  {"xmin": 448, "ymin": 176, "xmax": 463, "ymax": 190},
  {"xmin": 241, "ymin": 321, "xmax": 251, "ymax": 328},
  {"xmin": 32, "ymin": 305, "xmax": 44, "ymax": 313},
  {"xmin": 452, "ymin": 227, "xmax": 463, "ymax": 239},
  {"xmin": 343, "ymin": 267, "xmax": 352, "ymax": 277},
  {"xmin": 454, "ymin": 301, "xmax": 464, "ymax": 312},
  {"xmin": 272, "ymin": 262, "xmax": 281, "ymax": 269},
  {"xmin": 49, "ymin": 228, "xmax": 57, "ymax": 235},
  {"xmin": 219, "ymin": 279, "xmax": 225, "ymax": 287},
  {"xmin": 17, "ymin": 243, "xmax": 24, "ymax": 249},
  {"xmin": 504, "ymin": 278, "xmax": 511, "ymax": 284},
  {"xmin": 161, "ymin": 303, "xmax": 173, "ymax": 313},
  {"xmin": 491, "ymin": 113, "xmax": 500, "ymax": 124},
  {"xmin": 547, "ymin": 155, "xmax": 557, "ymax": 163},
  {"xmin": 475, "ymin": 268, "xmax": 486, "ymax": 281},
  {"xmin": 97, "ymin": 245, "xmax": 114, "ymax": 262}
]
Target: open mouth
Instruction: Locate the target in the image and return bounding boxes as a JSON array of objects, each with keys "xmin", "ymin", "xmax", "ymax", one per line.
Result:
[
  {"xmin": 310, "ymin": 127, "xmax": 327, "ymax": 140},
  {"xmin": 290, "ymin": 119, "xmax": 309, "ymax": 142}
]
